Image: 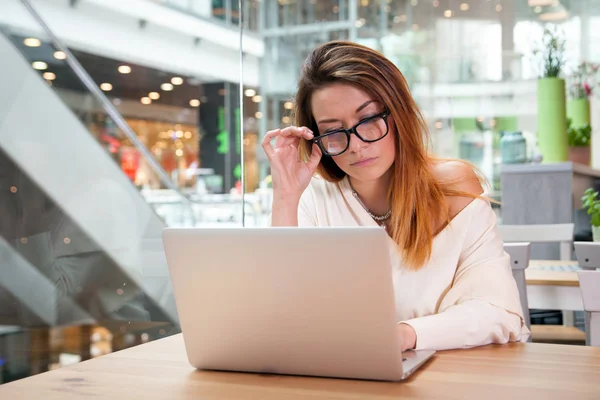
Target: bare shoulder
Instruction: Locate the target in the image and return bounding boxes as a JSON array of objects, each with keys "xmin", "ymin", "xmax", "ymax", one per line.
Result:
[{"xmin": 431, "ymin": 159, "xmax": 484, "ymax": 219}]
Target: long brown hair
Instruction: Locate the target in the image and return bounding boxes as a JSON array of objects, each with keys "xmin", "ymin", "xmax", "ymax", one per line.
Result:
[{"xmin": 295, "ymin": 41, "xmax": 481, "ymax": 269}]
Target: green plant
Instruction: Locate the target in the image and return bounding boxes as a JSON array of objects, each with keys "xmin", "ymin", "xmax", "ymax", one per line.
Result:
[
  {"xmin": 566, "ymin": 118, "xmax": 592, "ymax": 147},
  {"xmin": 582, "ymin": 188, "xmax": 600, "ymax": 227},
  {"xmin": 533, "ymin": 26, "xmax": 567, "ymax": 78}
]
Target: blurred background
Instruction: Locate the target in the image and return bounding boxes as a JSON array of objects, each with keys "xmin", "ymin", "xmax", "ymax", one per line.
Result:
[{"xmin": 0, "ymin": 0, "xmax": 599, "ymax": 384}]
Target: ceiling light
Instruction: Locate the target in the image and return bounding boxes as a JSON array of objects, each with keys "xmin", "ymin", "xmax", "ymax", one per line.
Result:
[
  {"xmin": 100, "ymin": 83, "xmax": 113, "ymax": 91},
  {"xmin": 171, "ymin": 77, "xmax": 184, "ymax": 85},
  {"xmin": 444, "ymin": 9, "xmax": 453, "ymax": 17},
  {"xmin": 42, "ymin": 72, "xmax": 56, "ymax": 81},
  {"xmin": 161, "ymin": 83, "xmax": 174, "ymax": 91},
  {"xmin": 355, "ymin": 18, "xmax": 366, "ymax": 28},
  {"xmin": 24, "ymin": 38, "xmax": 41, "ymax": 47},
  {"xmin": 252, "ymin": 95, "xmax": 262, "ymax": 103},
  {"xmin": 149, "ymin": 92, "xmax": 160, "ymax": 100},
  {"xmin": 118, "ymin": 65, "xmax": 132, "ymax": 74},
  {"xmin": 244, "ymin": 89, "xmax": 256, "ymax": 97},
  {"xmin": 460, "ymin": 3, "xmax": 469, "ymax": 11},
  {"xmin": 255, "ymin": 111, "xmax": 263, "ymax": 119},
  {"xmin": 53, "ymin": 51, "xmax": 66, "ymax": 60},
  {"xmin": 284, "ymin": 101, "xmax": 294, "ymax": 110},
  {"xmin": 496, "ymin": 4, "xmax": 502, "ymax": 11},
  {"xmin": 189, "ymin": 99, "xmax": 200, "ymax": 107},
  {"xmin": 32, "ymin": 61, "xmax": 48, "ymax": 70},
  {"xmin": 184, "ymin": 131, "xmax": 192, "ymax": 139},
  {"xmin": 282, "ymin": 116, "xmax": 291, "ymax": 124},
  {"xmin": 175, "ymin": 149, "xmax": 184, "ymax": 157},
  {"xmin": 141, "ymin": 97, "xmax": 152, "ymax": 105},
  {"xmin": 528, "ymin": 0, "xmax": 554, "ymax": 6}
]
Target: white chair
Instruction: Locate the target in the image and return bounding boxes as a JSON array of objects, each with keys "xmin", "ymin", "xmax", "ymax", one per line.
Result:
[
  {"xmin": 504, "ymin": 242, "xmax": 532, "ymax": 333},
  {"xmin": 497, "ymin": 223, "xmax": 575, "ymax": 261},
  {"xmin": 577, "ymin": 270, "xmax": 600, "ymax": 346},
  {"xmin": 499, "ymin": 223, "xmax": 583, "ymax": 342},
  {"xmin": 574, "ymin": 241, "xmax": 600, "ymax": 346}
]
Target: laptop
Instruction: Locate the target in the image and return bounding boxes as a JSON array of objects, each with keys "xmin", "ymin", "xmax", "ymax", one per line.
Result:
[
  {"xmin": 574, "ymin": 242, "xmax": 600, "ymax": 269},
  {"xmin": 162, "ymin": 226, "xmax": 435, "ymax": 381}
]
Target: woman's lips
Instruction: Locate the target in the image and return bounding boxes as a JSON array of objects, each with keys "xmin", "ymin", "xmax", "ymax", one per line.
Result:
[{"xmin": 351, "ymin": 157, "xmax": 377, "ymax": 167}]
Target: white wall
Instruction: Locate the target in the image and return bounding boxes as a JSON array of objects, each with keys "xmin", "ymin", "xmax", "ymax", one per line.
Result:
[{"xmin": 1, "ymin": 0, "xmax": 260, "ymax": 86}]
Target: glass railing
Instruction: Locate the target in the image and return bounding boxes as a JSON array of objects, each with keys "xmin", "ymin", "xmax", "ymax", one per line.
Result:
[{"xmin": 0, "ymin": 0, "xmax": 192, "ymax": 383}]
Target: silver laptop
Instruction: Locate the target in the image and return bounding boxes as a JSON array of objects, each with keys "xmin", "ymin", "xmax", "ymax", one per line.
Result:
[
  {"xmin": 574, "ymin": 242, "xmax": 600, "ymax": 269},
  {"xmin": 162, "ymin": 226, "xmax": 435, "ymax": 381}
]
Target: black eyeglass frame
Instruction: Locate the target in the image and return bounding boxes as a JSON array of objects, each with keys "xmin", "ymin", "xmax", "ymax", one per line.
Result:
[{"xmin": 312, "ymin": 110, "xmax": 391, "ymax": 157}]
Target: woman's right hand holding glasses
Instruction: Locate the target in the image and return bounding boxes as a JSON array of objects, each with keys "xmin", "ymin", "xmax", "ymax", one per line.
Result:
[{"xmin": 261, "ymin": 126, "xmax": 322, "ymax": 225}]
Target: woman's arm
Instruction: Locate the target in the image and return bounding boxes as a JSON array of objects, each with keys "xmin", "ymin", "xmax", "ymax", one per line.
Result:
[
  {"xmin": 401, "ymin": 199, "xmax": 529, "ymax": 350},
  {"xmin": 399, "ymin": 162, "xmax": 529, "ymax": 350}
]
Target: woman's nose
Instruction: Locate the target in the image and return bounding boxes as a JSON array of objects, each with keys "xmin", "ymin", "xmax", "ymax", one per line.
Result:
[{"xmin": 348, "ymin": 133, "xmax": 366, "ymax": 153}]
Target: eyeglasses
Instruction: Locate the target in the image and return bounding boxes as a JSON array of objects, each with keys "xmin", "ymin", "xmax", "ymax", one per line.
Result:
[{"xmin": 312, "ymin": 110, "xmax": 390, "ymax": 157}]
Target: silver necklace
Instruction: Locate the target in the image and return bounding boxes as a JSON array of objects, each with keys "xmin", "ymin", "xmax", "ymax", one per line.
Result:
[{"xmin": 349, "ymin": 182, "xmax": 392, "ymax": 222}]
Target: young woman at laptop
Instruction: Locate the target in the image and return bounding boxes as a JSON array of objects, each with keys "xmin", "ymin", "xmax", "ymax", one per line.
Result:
[{"xmin": 262, "ymin": 41, "xmax": 530, "ymax": 352}]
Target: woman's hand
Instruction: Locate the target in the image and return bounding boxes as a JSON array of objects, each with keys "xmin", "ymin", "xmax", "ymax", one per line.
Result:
[
  {"xmin": 261, "ymin": 126, "xmax": 322, "ymax": 204},
  {"xmin": 397, "ymin": 323, "xmax": 417, "ymax": 351}
]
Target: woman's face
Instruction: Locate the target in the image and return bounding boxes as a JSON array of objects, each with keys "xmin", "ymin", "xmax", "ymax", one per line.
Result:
[{"xmin": 311, "ymin": 82, "xmax": 396, "ymax": 184}]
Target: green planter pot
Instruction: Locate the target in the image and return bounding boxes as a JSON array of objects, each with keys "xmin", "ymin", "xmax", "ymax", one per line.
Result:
[
  {"xmin": 537, "ymin": 78, "xmax": 568, "ymax": 163},
  {"xmin": 567, "ymin": 98, "xmax": 591, "ymax": 127}
]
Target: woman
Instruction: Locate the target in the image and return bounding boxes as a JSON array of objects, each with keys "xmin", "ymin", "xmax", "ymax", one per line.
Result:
[{"xmin": 261, "ymin": 41, "xmax": 530, "ymax": 351}]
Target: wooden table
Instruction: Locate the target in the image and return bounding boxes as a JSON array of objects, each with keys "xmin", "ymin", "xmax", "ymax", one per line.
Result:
[
  {"xmin": 526, "ymin": 260, "xmax": 582, "ymax": 310},
  {"xmin": 1, "ymin": 334, "xmax": 599, "ymax": 399}
]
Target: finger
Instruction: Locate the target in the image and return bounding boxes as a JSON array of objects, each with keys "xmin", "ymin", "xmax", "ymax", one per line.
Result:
[
  {"xmin": 261, "ymin": 129, "xmax": 280, "ymax": 158},
  {"xmin": 307, "ymin": 143, "xmax": 322, "ymax": 173},
  {"xmin": 275, "ymin": 133, "xmax": 304, "ymax": 149},
  {"xmin": 280, "ymin": 126, "xmax": 314, "ymax": 140}
]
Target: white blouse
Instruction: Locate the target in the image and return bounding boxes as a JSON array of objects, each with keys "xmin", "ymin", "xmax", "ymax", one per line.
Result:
[{"xmin": 298, "ymin": 176, "xmax": 531, "ymax": 351}]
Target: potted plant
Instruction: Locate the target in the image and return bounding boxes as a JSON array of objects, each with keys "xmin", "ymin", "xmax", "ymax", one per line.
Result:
[
  {"xmin": 533, "ymin": 25, "xmax": 568, "ymax": 163},
  {"xmin": 567, "ymin": 61, "xmax": 599, "ymax": 126},
  {"xmin": 582, "ymin": 188, "xmax": 600, "ymax": 241},
  {"xmin": 566, "ymin": 118, "xmax": 592, "ymax": 165}
]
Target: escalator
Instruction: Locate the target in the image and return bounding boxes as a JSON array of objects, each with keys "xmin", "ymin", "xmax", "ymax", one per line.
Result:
[{"xmin": 0, "ymin": 0, "xmax": 199, "ymax": 382}]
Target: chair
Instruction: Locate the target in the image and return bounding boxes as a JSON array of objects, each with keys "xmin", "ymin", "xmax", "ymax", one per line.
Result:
[
  {"xmin": 499, "ymin": 223, "xmax": 585, "ymax": 343},
  {"xmin": 503, "ymin": 242, "xmax": 531, "ymax": 332},
  {"xmin": 574, "ymin": 241, "xmax": 600, "ymax": 346},
  {"xmin": 497, "ymin": 223, "xmax": 575, "ymax": 261},
  {"xmin": 577, "ymin": 270, "xmax": 600, "ymax": 346}
]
